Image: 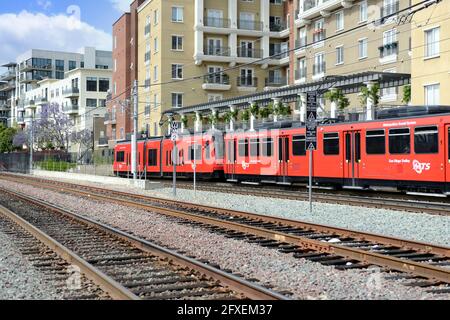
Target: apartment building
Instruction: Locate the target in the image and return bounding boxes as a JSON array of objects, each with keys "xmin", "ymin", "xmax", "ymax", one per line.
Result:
[
  {"xmin": 9, "ymin": 47, "xmax": 112, "ymax": 127},
  {"xmin": 106, "ymin": 0, "xmax": 145, "ymax": 144},
  {"xmin": 137, "ymin": 0, "xmax": 291, "ymax": 135},
  {"xmin": 21, "ymin": 67, "xmax": 112, "ymax": 152},
  {"xmin": 0, "ymin": 63, "xmax": 17, "ymax": 127},
  {"xmin": 411, "ymin": 0, "xmax": 449, "ymax": 105},
  {"xmin": 288, "ymin": 0, "xmax": 411, "ymax": 115}
]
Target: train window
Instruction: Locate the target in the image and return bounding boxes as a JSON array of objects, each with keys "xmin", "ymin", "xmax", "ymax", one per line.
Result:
[
  {"xmin": 389, "ymin": 128, "xmax": 410, "ymax": 154},
  {"xmin": 261, "ymin": 138, "xmax": 273, "ymax": 157},
  {"xmin": 414, "ymin": 126, "xmax": 439, "ymax": 154},
  {"xmin": 148, "ymin": 149, "xmax": 157, "ymax": 166},
  {"xmin": 448, "ymin": 128, "xmax": 450, "ymax": 161},
  {"xmin": 250, "ymin": 139, "xmax": 260, "ymax": 157},
  {"xmin": 238, "ymin": 139, "xmax": 249, "ymax": 157},
  {"xmin": 292, "ymin": 135, "xmax": 306, "ymax": 156},
  {"xmin": 116, "ymin": 151, "xmax": 125, "ymax": 162},
  {"xmin": 366, "ymin": 130, "xmax": 386, "ymax": 155},
  {"xmin": 205, "ymin": 141, "xmax": 210, "ymax": 160},
  {"xmin": 323, "ymin": 133, "xmax": 340, "ymax": 155},
  {"xmin": 189, "ymin": 145, "xmax": 201, "ymax": 161},
  {"xmin": 214, "ymin": 137, "xmax": 224, "ymax": 159}
]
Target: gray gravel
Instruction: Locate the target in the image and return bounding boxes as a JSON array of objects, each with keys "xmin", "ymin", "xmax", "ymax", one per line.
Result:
[
  {"xmin": 2, "ymin": 178, "xmax": 448, "ymax": 300},
  {"xmin": 0, "ymin": 228, "xmax": 58, "ymax": 300}
]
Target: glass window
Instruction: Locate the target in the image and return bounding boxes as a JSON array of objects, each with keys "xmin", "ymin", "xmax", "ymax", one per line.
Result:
[
  {"xmin": 425, "ymin": 27, "xmax": 440, "ymax": 58},
  {"xmin": 86, "ymin": 77, "xmax": 97, "ymax": 91},
  {"xmin": 359, "ymin": 1, "xmax": 368, "ymax": 22},
  {"xmin": 324, "ymin": 133, "xmax": 340, "ymax": 155},
  {"xmin": 172, "ymin": 36, "xmax": 183, "ymax": 50},
  {"xmin": 358, "ymin": 38, "xmax": 368, "ymax": 58},
  {"xmin": 293, "ymin": 135, "xmax": 306, "ymax": 156},
  {"xmin": 250, "ymin": 139, "xmax": 259, "ymax": 157},
  {"xmin": 205, "ymin": 141, "xmax": 210, "ymax": 160},
  {"xmin": 389, "ymin": 128, "xmax": 410, "ymax": 154},
  {"xmin": 189, "ymin": 145, "xmax": 201, "ymax": 161},
  {"xmin": 171, "ymin": 64, "xmax": 183, "ymax": 79},
  {"xmin": 336, "ymin": 46, "xmax": 344, "ymax": 64},
  {"xmin": 414, "ymin": 126, "xmax": 438, "ymax": 154},
  {"xmin": 148, "ymin": 149, "xmax": 158, "ymax": 166},
  {"xmin": 424, "ymin": 84, "xmax": 440, "ymax": 105},
  {"xmin": 86, "ymin": 99, "xmax": 97, "ymax": 108},
  {"xmin": 99, "ymin": 78, "xmax": 110, "ymax": 92},
  {"xmin": 336, "ymin": 11, "xmax": 344, "ymax": 31},
  {"xmin": 171, "ymin": 93, "xmax": 183, "ymax": 108},
  {"xmin": 171, "ymin": 7, "xmax": 183, "ymax": 22},
  {"xmin": 366, "ymin": 130, "xmax": 386, "ymax": 155},
  {"xmin": 213, "ymin": 135, "xmax": 224, "ymax": 159},
  {"xmin": 262, "ymin": 138, "xmax": 273, "ymax": 157},
  {"xmin": 238, "ymin": 139, "xmax": 248, "ymax": 157},
  {"xmin": 116, "ymin": 151, "xmax": 125, "ymax": 162},
  {"xmin": 55, "ymin": 59, "xmax": 64, "ymax": 71}
]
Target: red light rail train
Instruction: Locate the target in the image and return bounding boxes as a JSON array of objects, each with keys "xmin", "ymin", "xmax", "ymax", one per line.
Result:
[{"xmin": 113, "ymin": 106, "xmax": 450, "ymax": 196}]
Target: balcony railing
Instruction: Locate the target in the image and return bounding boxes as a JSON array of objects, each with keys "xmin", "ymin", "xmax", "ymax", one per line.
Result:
[
  {"xmin": 238, "ymin": 19, "xmax": 263, "ymax": 31},
  {"xmin": 295, "ymin": 38, "xmax": 307, "ymax": 50},
  {"xmin": 295, "ymin": 68, "xmax": 307, "ymax": 80},
  {"xmin": 203, "ymin": 74, "xmax": 230, "ymax": 85},
  {"xmin": 269, "ymin": 50, "xmax": 289, "ymax": 59},
  {"xmin": 204, "ymin": 17, "xmax": 230, "ymax": 28},
  {"xmin": 265, "ymin": 77, "xmax": 287, "ymax": 87},
  {"xmin": 269, "ymin": 21, "xmax": 287, "ymax": 32},
  {"xmin": 25, "ymin": 99, "xmax": 35, "ymax": 107},
  {"xmin": 204, "ymin": 46, "xmax": 231, "ymax": 56},
  {"xmin": 304, "ymin": 0, "xmax": 317, "ymax": 11},
  {"xmin": 62, "ymin": 104, "xmax": 79, "ymax": 113},
  {"xmin": 20, "ymin": 62, "xmax": 52, "ymax": 71},
  {"xmin": 238, "ymin": 48, "xmax": 263, "ymax": 59},
  {"xmin": 313, "ymin": 29, "xmax": 326, "ymax": 43},
  {"xmin": 17, "ymin": 116, "xmax": 25, "ymax": 124},
  {"xmin": 36, "ymin": 97, "xmax": 48, "ymax": 105},
  {"xmin": 381, "ymin": 1, "xmax": 400, "ymax": 20},
  {"xmin": 237, "ymin": 76, "xmax": 258, "ymax": 87},
  {"xmin": 0, "ymin": 70, "xmax": 15, "ymax": 81},
  {"xmin": 313, "ymin": 62, "xmax": 326, "ymax": 75},
  {"xmin": 379, "ymin": 42, "xmax": 399, "ymax": 58},
  {"xmin": 104, "ymin": 113, "xmax": 116, "ymax": 124},
  {"xmin": 63, "ymin": 87, "xmax": 80, "ymax": 96}
]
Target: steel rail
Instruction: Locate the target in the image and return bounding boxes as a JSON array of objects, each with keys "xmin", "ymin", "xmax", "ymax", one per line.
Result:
[
  {"xmin": 0, "ymin": 187, "xmax": 287, "ymax": 301},
  {"xmin": 3, "ymin": 175, "xmax": 448, "ymax": 284}
]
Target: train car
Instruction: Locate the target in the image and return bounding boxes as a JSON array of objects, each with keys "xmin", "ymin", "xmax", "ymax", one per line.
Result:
[{"xmin": 225, "ymin": 109, "xmax": 450, "ymax": 195}]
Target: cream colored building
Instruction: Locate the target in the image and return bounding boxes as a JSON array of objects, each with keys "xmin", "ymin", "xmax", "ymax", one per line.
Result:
[
  {"xmin": 411, "ymin": 0, "xmax": 450, "ymax": 105},
  {"xmin": 292, "ymin": 0, "xmax": 412, "ymax": 116},
  {"xmin": 137, "ymin": 0, "xmax": 290, "ymax": 135}
]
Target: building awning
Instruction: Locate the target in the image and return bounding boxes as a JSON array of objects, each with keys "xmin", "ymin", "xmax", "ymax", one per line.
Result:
[
  {"xmin": 163, "ymin": 71, "xmax": 410, "ymax": 116},
  {"xmin": 1, "ymin": 62, "xmax": 17, "ymax": 68}
]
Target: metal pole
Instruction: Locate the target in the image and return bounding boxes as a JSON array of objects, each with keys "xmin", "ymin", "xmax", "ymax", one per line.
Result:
[
  {"xmin": 29, "ymin": 112, "xmax": 33, "ymax": 174},
  {"xmin": 309, "ymin": 149, "xmax": 313, "ymax": 214},
  {"xmin": 173, "ymin": 141, "xmax": 177, "ymax": 197},
  {"xmin": 132, "ymin": 80, "xmax": 138, "ymax": 181},
  {"xmin": 193, "ymin": 138, "xmax": 197, "ymax": 196}
]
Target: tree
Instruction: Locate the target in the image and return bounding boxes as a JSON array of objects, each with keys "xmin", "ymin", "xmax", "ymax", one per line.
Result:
[
  {"xmin": 0, "ymin": 126, "xmax": 19, "ymax": 153},
  {"xmin": 360, "ymin": 83, "xmax": 380, "ymax": 107},
  {"xmin": 241, "ymin": 109, "xmax": 250, "ymax": 121},
  {"xmin": 402, "ymin": 85, "xmax": 411, "ymax": 104},
  {"xmin": 249, "ymin": 103, "xmax": 260, "ymax": 118},
  {"xmin": 324, "ymin": 89, "xmax": 350, "ymax": 111},
  {"xmin": 260, "ymin": 103, "xmax": 274, "ymax": 119}
]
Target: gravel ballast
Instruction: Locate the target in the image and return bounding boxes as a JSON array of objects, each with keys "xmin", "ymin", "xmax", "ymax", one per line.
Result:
[
  {"xmin": 0, "ymin": 228, "xmax": 58, "ymax": 300},
  {"xmin": 1, "ymin": 179, "xmax": 448, "ymax": 300}
]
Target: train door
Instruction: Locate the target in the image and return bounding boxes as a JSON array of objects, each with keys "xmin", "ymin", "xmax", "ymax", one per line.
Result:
[
  {"xmin": 446, "ymin": 125, "xmax": 450, "ymax": 194},
  {"xmin": 227, "ymin": 138, "xmax": 237, "ymax": 181},
  {"xmin": 278, "ymin": 136, "xmax": 290, "ymax": 183},
  {"xmin": 344, "ymin": 130, "xmax": 361, "ymax": 187}
]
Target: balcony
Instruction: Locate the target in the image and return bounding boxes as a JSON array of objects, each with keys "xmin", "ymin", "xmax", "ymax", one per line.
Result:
[
  {"xmin": 313, "ymin": 61, "xmax": 326, "ymax": 79},
  {"xmin": 62, "ymin": 104, "xmax": 79, "ymax": 115},
  {"xmin": 295, "ymin": 38, "xmax": 307, "ymax": 53},
  {"xmin": 238, "ymin": 48, "xmax": 263, "ymax": 59},
  {"xmin": 298, "ymin": 0, "xmax": 353, "ymax": 21},
  {"xmin": 265, "ymin": 77, "xmax": 287, "ymax": 88},
  {"xmin": 98, "ymin": 137, "xmax": 109, "ymax": 147},
  {"xmin": 24, "ymin": 99, "xmax": 35, "ymax": 109},
  {"xmin": 237, "ymin": 77, "xmax": 258, "ymax": 92},
  {"xmin": 104, "ymin": 113, "xmax": 116, "ymax": 125},
  {"xmin": 269, "ymin": 21, "xmax": 288, "ymax": 32},
  {"xmin": 238, "ymin": 20, "xmax": 263, "ymax": 31},
  {"xmin": 17, "ymin": 116, "xmax": 25, "ymax": 124},
  {"xmin": 35, "ymin": 97, "xmax": 48, "ymax": 105},
  {"xmin": 202, "ymin": 74, "xmax": 231, "ymax": 91},
  {"xmin": 0, "ymin": 70, "xmax": 15, "ymax": 81},
  {"xmin": 313, "ymin": 29, "xmax": 326, "ymax": 46},
  {"xmin": 204, "ymin": 46, "xmax": 231, "ymax": 57},
  {"xmin": 379, "ymin": 42, "xmax": 398, "ymax": 64},
  {"xmin": 0, "ymin": 103, "xmax": 10, "ymax": 111},
  {"xmin": 204, "ymin": 17, "xmax": 230, "ymax": 28},
  {"xmin": 63, "ymin": 87, "xmax": 80, "ymax": 97},
  {"xmin": 20, "ymin": 61, "xmax": 52, "ymax": 72}
]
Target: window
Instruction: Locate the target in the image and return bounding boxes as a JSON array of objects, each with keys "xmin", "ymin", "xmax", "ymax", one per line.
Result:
[
  {"xmin": 86, "ymin": 77, "xmax": 97, "ymax": 91},
  {"xmin": 366, "ymin": 130, "xmax": 386, "ymax": 155},
  {"xmin": 145, "ymin": 16, "xmax": 151, "ymax": 37},
  {"xmin": 99, "ymin": 78, "xmax": 110, "ymax": 92},
  {"xmin": 145, "ymin": 98, "xmax": 150, "ymax": 117},
  {"xmin": 293, "ymin": 135, "xmax": 306, "ymax": 156},
  {"xmin": 313, "ymin": 52, "xmax": 325, "ymax": 75},
  {"xmin": 359, "ymin": 1, "xmax": 368, "ymax": 22},
  {"xmin": 262, "ymin": 138, "xmax": 273, "ymax": 157},
  {"xmin": 171, "ymin": 93, "xmax": 183, "ymax": 108},
  {"xmin": 335, "ymin": 11, "xmax": 344, "ymax": 31},
  {"xmin": 358, "ymin": 38, "xmax": 368, "ymax": 59},
  {"xmin": 172, "ymin": 36, "xmax": 183, "ymax": 50},
  {"xmin": 171, "ymin": 7, "xmax": 183, "ymax": 22},
  {"xmin": 55, "ymin": 59, "xmax": 64, "ymax": 71},
  {"xmin": 148, "ymin": 149, "xmax": 158, "ymax": 166},
  {"xmin": 189, "ymin": 145, "xmax": 201, "ymax": 161},
  {"xmin": 116, "ymin": 151, "xmax": 125, "ymax": 162},
  {"xmin": 250, "ymin": 139, "xmax": 260, "ymax": 157},
  {"xmin": 415, "ymin": 126, "xmax": 438, "ymax": 154},
  {"xmin": 153, "ymin": 65, "xmax": 158, "ymax": 82},
  {"xmin": 425, "ymin": 27, "xmax": 440, "ymax": 58},
  {"xmin": 171, "ymin": 64, "xmax": 183, "ymax": 79},
  {"xmin": 205, "ymin": 141, "xmax": 211, "ymax": 160},
  {"xmin": 99, "ymin": 99, "xmax": 106, "ymax": 107},
  {"xmin": 323, "ymin": 133, "xmax": 340, "ymax": 155},
  {"xmin": 389, "ymin": 128, "xmax": 410, "ymax": 154},
  {"xmin": 238, "ymin": 139, "xmax": 249, "ymax": 157},
  {"xmin": 154, "ymin": 9, "xmax": 159, "ymax": 25},
  {"xmin": 69, "ymin": 60, "xmax": 76, "ymax": 70},
  {"xmin": 336, "ymin": 46, "xmax": 344, "ymax": 65},
  {"xmin": 153, "ymin": 37, "xmax": 158, "ymax": 53},
  {"xmin": 55, "ymin": 71, "xmax": 64, "ymax": 80},
  {"xmin": 114, "ymin": 35, "xmax": 117, "ymax": 49},
  {"xmin": 86, "ymin": 99, "xmax": 97, "ymax": 108},
  {"xmin": 425, "ymin": 84, "xmax": 440, "ymax": 105}
]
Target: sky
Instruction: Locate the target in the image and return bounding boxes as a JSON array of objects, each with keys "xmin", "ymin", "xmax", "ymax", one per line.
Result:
[{"xmin": 0, "ymin": 0, "xmax": 133, "ymax": 66}]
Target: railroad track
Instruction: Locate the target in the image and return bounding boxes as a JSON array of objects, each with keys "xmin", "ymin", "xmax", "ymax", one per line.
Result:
[
  {"xmin": 0, "ymin": 188, "xmax": 287, "ymax": 300},
  {"xmin": 156, "ymin": 181, "xmax": 450, "ymax": 216},
  {"xmin": 1, "ymin": 173, "xmax": 449, "ymax": 294}
]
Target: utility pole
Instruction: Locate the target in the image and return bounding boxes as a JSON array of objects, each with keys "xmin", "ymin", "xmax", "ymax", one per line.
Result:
[
  {"xmin": 132, "ymin": 80, "xmax": 138, "ymax": 181},
  {"xmin": 29, "ymin": 110, "xmax": 34, "ymax": 174}
]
